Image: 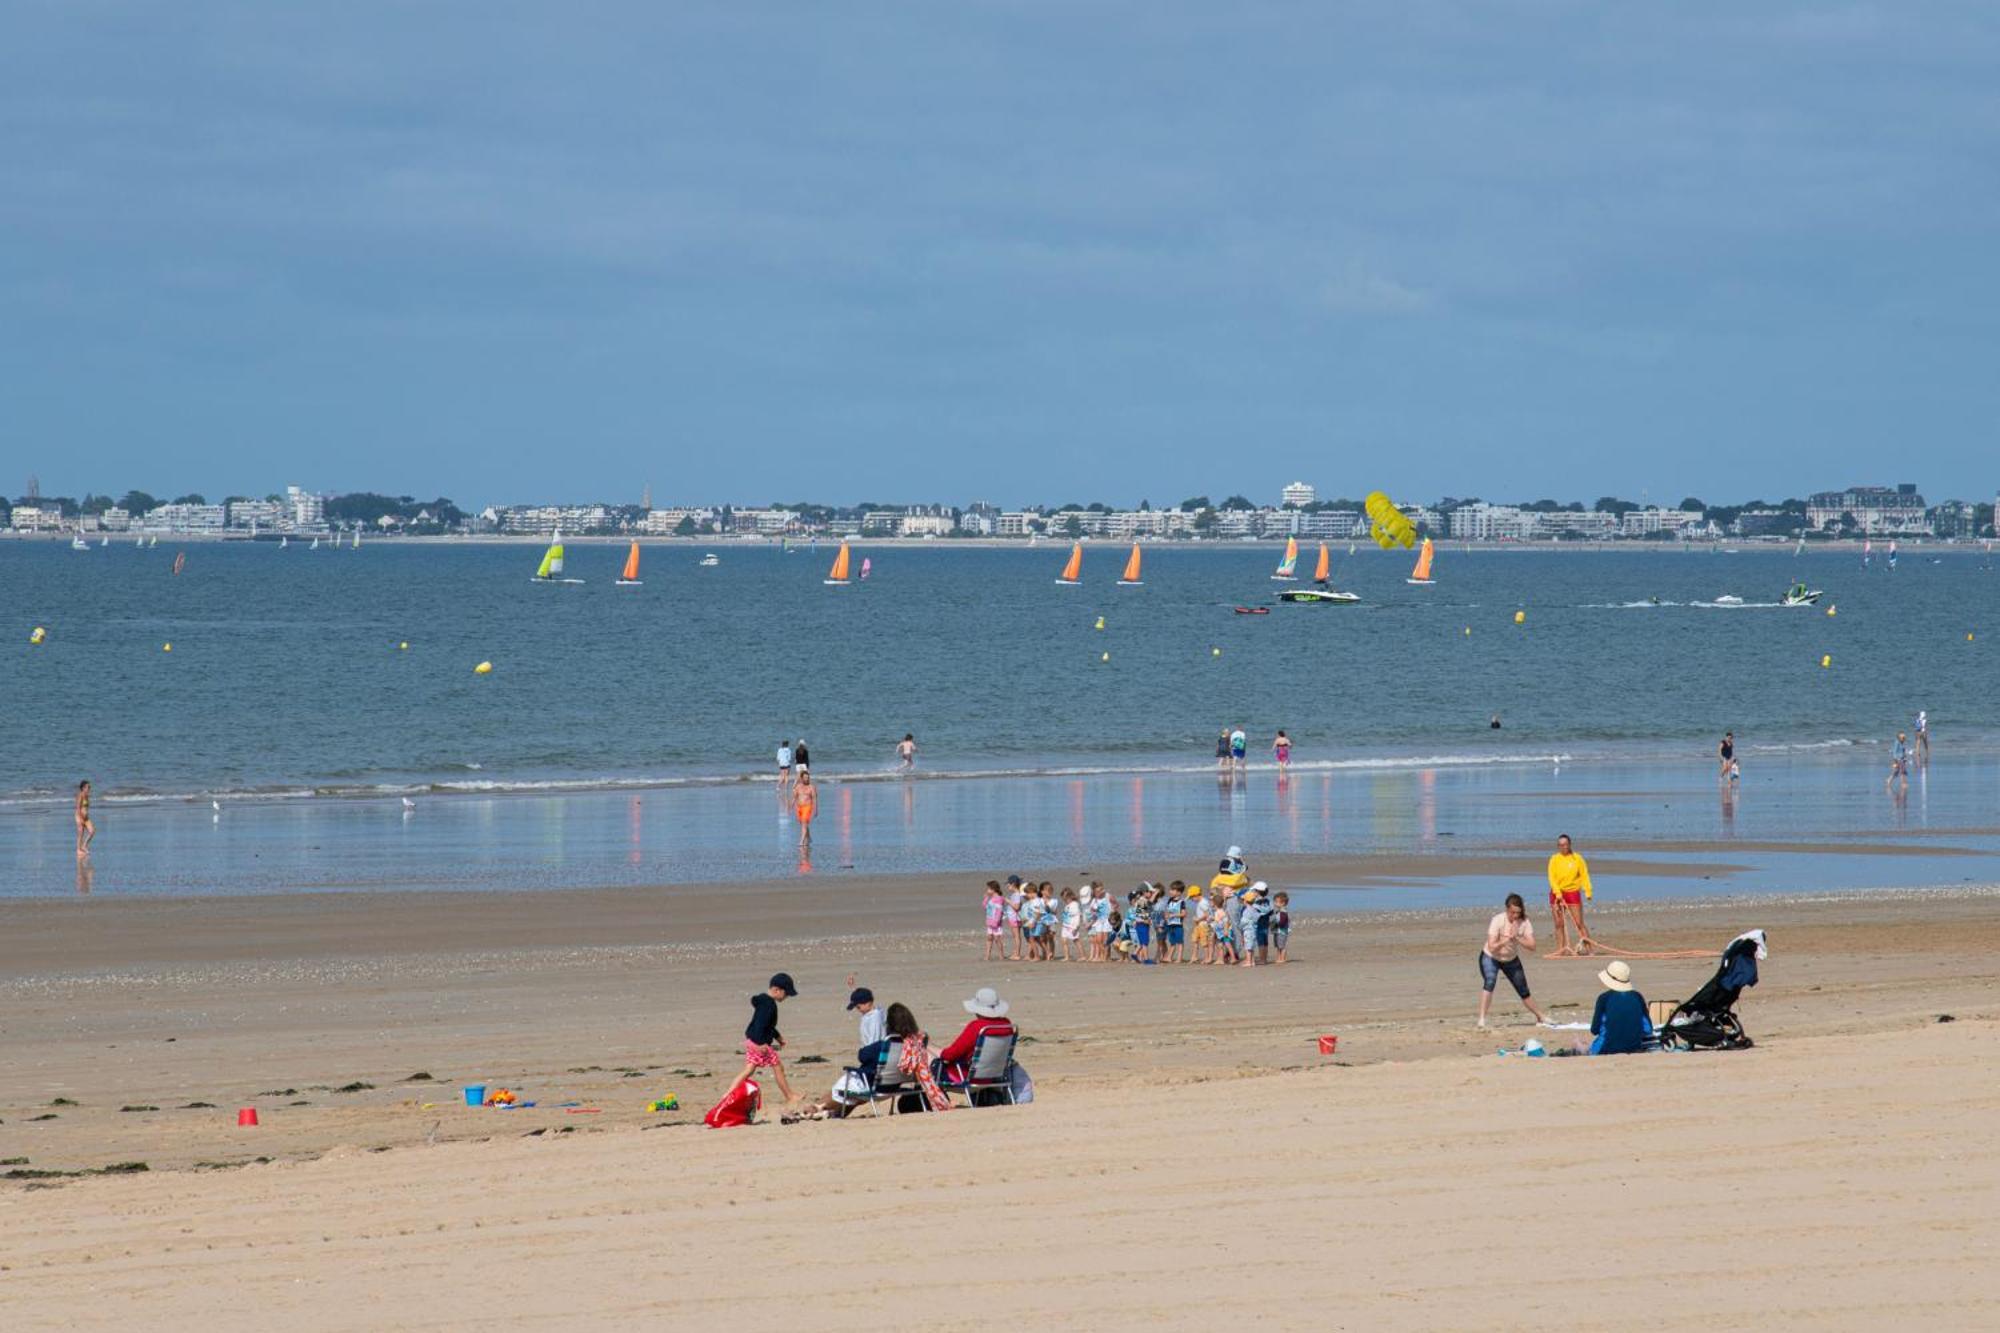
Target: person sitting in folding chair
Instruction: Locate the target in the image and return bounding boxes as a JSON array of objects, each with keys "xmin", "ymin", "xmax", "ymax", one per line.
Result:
[{"xmin": 933, "ymin": 987, "xmax": 1017, "ymax": 1106}]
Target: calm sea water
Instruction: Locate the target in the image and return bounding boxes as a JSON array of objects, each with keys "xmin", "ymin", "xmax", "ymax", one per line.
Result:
[
  {"xmin": 6, "ymin": 537, "xmax": 1999, "ymax": 899},
  {"xmin": 4, "ymin": 538, "xmax": 1994, "ymax": 804}
]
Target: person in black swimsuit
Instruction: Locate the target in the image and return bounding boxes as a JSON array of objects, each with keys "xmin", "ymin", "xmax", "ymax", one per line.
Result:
[{"xmin": 1717, "ymin": 732, "xmax": 1735, "ymax": 779}]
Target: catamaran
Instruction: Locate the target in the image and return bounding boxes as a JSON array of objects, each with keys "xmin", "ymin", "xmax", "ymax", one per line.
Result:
[
  {"xmin": 1406, "ymin": 537, "xmax": 1436, "ymax": 586},
  {"xmin": 1271, "ymin": 536, "xmax": 1299, "ymax": 581},
  {"xmin": 532, "ymin": 530, "xmax": 583, "ymax": 584},
  {"xmin": 1117, "ymin": 543, "xmax": 1143, "ymax": 586},
  {"xmin": 825, "ymin": 541, "xmax": 853, "ymax": 585},
  {"xmin": 616, "ymin": 540, "xmax": 643, "ymax": 586},
  {"xmin": 1056, "ymin": 541, "xmax": 1083, "ymax": 586}
]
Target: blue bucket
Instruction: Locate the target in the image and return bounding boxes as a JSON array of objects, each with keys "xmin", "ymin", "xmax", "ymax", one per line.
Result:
[{"xmin": 462, "ymin": 1084, "xmax": 487, "ymax": 1106}]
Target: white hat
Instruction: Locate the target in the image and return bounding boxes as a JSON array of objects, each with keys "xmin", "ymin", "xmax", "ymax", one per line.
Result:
[
  {"xmin": 1226, "ymin": 845, "xmax": 1243, "ymax": 860},
  {"xmin": 1598, "ymin": 959, "xmax": 1634, "ymax": 992},
  {"xmin": 964, "ymin": 987, "xmax": 1010, "ymax": 1018}
]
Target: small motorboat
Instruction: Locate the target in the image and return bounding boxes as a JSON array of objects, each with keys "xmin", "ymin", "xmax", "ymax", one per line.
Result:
[
  {"xmin": 698, "ymin": 553, "xmax": 720, "ymax": 567},
  {"xmin": 1279, "ymin": 588, "xmax": 1360, "ymax": 605},
  {"xmin": 1781, "ymin": 583, "xmax": 1821, "ymax": 607},
  {"xmin": 1712, "ymin": 594, "xmax": 1744, "ymax": 605},
  {"xmin": 1232, "ymin": 605, "xmax": 1270, "ymax": 615}
]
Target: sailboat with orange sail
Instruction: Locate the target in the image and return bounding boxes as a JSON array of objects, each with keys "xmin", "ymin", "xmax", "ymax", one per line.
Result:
[
  {"xmin": 1313, "ymin": 542, "xmax": 1330, "ymax": 583},
  {"xmin": 1406, "ymin": 537, "xmax": 1435, "ymax": 586},
  {"xmin": 1271, "ymin": 536, "xmax": 1299, "ymax": 581},
  {"xmin": 616, "ymin": 540, "xmax": 643, "ymax": 586},
  {"xmin": 824, "ymin": 541, "xmax": 853, "ymax": 586},
  {"xmin": 1117, "ymin": 542, "xmax": 1143, "ymax": 586},
  {"xmin": 1056, "ymin": 541, "xmax": 1083, "ymax": 586}
]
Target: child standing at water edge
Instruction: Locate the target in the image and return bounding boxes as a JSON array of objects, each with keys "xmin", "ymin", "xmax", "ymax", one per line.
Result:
[
  {"xmin": 1229, "ymin": 727, "xmax": 1247, "ymax": 771},
  {"xmin": 1004, "ymin": 877, "xmax": 1025, "ymax": 960},
  {"xmin": 1215, "ymin": 729, "xmax": 1231, "ymax": 773},
  {"xmin": 1273, "ymin": 730, "xmax": 1291, "ymax": 770},
  {"xmin": 983, "ymin": 882, "xmax": 1006, "ymax": 961},
  {"xmin": 777, "ymin": 739, "xmax": 794, "ymax": 792},
  {"xmin": 1271, "ymin": 893, "xmax": 1291, "ymax": 963},
  {"xmin": 897, "ymin": 733, "xmax": 917, "ymax": 771},
  {"xmin": 727, "ymin": 973, "xmax": 799, "ymax": 1106}
]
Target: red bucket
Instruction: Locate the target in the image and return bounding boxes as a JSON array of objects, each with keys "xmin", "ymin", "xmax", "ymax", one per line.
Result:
[
  {"xmin": 236, "ymin": 1107, "xmax": 260, "ymax": 1127},
  {"xmin": 1316, "ymin": 1035, "xmax": 1339, "ymax": 1056}
]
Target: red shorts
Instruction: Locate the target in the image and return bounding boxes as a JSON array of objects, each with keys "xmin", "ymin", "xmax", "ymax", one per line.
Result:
[
  {"xmin": 743, "ymin": 1040, "xmax": 781, "ymax": 1068},
  {"xmin": 1550, "ymin": 891, "xmax": 1583, "ymax": 907}
]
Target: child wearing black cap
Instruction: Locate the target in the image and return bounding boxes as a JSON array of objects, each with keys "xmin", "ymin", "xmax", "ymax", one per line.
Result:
[{"xmin": 726, "ymin": 972, "xmax": 799, "ymax": 1105}]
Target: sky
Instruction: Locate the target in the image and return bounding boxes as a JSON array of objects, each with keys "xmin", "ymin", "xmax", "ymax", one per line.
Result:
[{"xmin": 5, "ymin": 2, "xmax": 1998, "ymax": 509}]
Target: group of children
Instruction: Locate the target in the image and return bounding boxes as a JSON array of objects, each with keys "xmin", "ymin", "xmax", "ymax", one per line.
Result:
[{"xmin": 982, "ymin": 871, "xmax": 1291, "ymax": 968}]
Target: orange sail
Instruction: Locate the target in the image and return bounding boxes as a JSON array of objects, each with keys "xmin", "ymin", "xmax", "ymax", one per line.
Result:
[
  {"xmin": 826, "ymin": 541, "xmax": 852, "ymax": 584},
  {"xmin": 1057, "ymin": 542, "xmax": 1083, "ymax": 584},
  {"xmin": 1313, "ymin": 542, "xmax": 1330, "ymax": 582},
  {"xmin": 619, "ymin": 541, "xmax": 641, "ymax": 583},
  {"xmin": 1118, "ymin": 543, "xmax": 1143, "ymax": 585},
  {"xmin": 1408, "ymin": 537, "xmax": 1435, "ymax": 583}
]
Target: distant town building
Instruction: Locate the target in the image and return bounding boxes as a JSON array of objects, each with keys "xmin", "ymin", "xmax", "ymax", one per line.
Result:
[
  {"xmin": 638, "ymin": 507, "xmax": 716, "ymax": 534},
  {"xmin": 287, "ymin": 485, "xmax": 326, "ymax": 530},
  {"xmin": 1448, "ymin": 504, "xmax": 1535, "ymax": 542},
  {"xmin": 1532, "ymin": 510, "xmax": 1618, "ymax": 540},
  {"xmin": 1619, "ymin": 508, "xmax": 1706, "ymax": 539},
  {"xmin": 1929, "ymin": 500, "xmax": 1977, "ymax": 540},
  {"xmin": 1805, "ymin": 484, "xmax": 1928, "ymax": 535},
  {"xmin": 8, "ymin": 504, "xmax": 61, "ymax": 532},
  {"xmin": 98, "ymin": 506, "xmax": 132, "ymax": 531},
  {"xmin": 227, "ymin": 498, "xmax": 288, "ymax": 530},
  {"xmin": 142, "ymin": 503, "xmax": 226, "ymax": 532},
  {"xmin": 1280, "ymin": 480, "xmax": 1316, "ymax": 509}
]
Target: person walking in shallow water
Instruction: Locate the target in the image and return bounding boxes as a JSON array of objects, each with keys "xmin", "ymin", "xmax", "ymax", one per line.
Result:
[
  {"xmin": 793, "ymin": 770, "xmax": 818, "ymax": 846},
  {"xmin": 74, "ymin": 780, "xmax": 95, "ymax": 856},
  {"xmin": 896, "ymin": 733, "xmax": 916, "ymax": 771}
]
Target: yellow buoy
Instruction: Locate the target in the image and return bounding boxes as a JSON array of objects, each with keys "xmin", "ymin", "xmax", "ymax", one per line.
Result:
[
  {"xmin": 1463, "ymin": 626, "xmax": 1471, "ymax": 636},
  {"xmin": 1821, "ymin": 655, "xmax": 1831, "ymax": 668},
  {"xmin": 1968, "ymin": 632, "xmax": 1975, "ymax": 641},
  {"xmin": 162, "ymin": 642, "xmax": 173, "ymax": 653},
  {"xmin": 29, "ymin": 626, "xmax": 46, "ymax": 644},
  {"xmin": 1513, "ymin": 610, "xmax": 1526, "ymax": 624},
  {"xmin": 398, "ymin": 641, "xmax": 409, "ymax": 651},
  {"xmin": 1212, "ymin": 647, "xmax": 1221, "ymax": 657},
  {"xmin": 1094, "ymin": 616, "xmax": 1105, "ymax": 631},
  {"xmin": 1826, "ymin": 605, "xmax": 1836, "ymax": 617},
  {"xmin": 474, "ymin": 660, "xmax": 493, "ymax": 675},
  {"xmin": 1100, "ymin": 651, "xmax": 1109, "ymax": 662}
]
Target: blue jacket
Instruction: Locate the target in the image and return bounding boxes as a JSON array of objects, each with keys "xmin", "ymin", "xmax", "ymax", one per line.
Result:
[{"xmin": 1590, "ymin": 989, "xmax": 1652, "ymax": 1055}]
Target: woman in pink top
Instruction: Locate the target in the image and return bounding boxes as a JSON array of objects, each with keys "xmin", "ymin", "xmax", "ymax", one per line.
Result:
[{"xmin": 1478, "ymin": 893, "xmax": 1551, "ymax": 1029}]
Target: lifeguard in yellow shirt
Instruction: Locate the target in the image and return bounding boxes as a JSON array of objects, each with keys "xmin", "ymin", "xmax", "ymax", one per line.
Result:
[{"xmin": 1546, "ymin": 833, "xmax": 1594, "ymax": 956}]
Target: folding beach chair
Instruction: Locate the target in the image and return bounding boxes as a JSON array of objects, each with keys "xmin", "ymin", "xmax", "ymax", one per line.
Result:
[
  {"xmin": 863, "ymin": 1044, "xmax": 926, "ymax": 1116},
  {"xmin": 937, "ymin": 1032, "xmax": 1018, "ymax": 1108}
]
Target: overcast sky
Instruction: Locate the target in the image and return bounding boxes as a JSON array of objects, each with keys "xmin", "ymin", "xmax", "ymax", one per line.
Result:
[{"xmin": 5, "ymin": 2, "xmax": 1997, "ymax": 508}]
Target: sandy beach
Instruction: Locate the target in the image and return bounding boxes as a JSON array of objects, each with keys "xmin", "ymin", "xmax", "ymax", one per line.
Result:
[{"xmin": 4, "ymin": 864, "xmax": 1997, "ymax": 1329}]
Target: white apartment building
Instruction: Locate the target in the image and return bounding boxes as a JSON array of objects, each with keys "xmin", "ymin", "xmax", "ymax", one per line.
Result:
[
  {"xmin": 8, "ymin": 504, "xmax": 62, "ymax": 532},
  {"xmin": 98, "ymin": 506, "xmax": 132, "ymax": 531},
  {"xmin": 1619, "ymin": 508, "xmax": 1706, "ymax": 538},
  {"xmin": 638, "ymin": 507, "xmax": 717, "ymax": 534},
  {"xmin": 1280, "ymin": 480, "xmax": 1316, "ymax": 509},
  {"xmin": 995, "ymin": 511, "xmax": 1041, "ymax": 537},
  {"xmin": 227, "ymin": 499, "xmax": 288, "ymax": 529},
  {"xmin": 1532, "ymin": 511, "xmax": 1618, "ymax": 540},
  {"xmin": 141, "ymin": 503, "xmax": 227, "ymax": 532},
  {"xmin": 1284, "ymin": 510, "xmax": 1365, "ymax": 539},
  {"xmin": 286, "ymin": 486, "xmax": 325, "ymax": 530},
  {"xmin": 498, "ymin": 505, "xmax": 612, "ymax": 534},
  {"xmin": 1448, "ymin": 504, "xmax": 1535, "ymax": 541},
  {"xmin": 728, "ymin": 508, "xmax": 799, "ymax": 535}
]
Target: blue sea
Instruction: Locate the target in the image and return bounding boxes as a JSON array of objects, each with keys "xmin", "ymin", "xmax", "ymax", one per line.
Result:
[{"xmin": 5, "ymin": 538, "xmax": 1997, "ymax": 898}]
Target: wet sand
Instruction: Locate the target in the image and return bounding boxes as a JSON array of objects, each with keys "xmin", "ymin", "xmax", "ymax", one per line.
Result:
[{"xmin": 3, "ymin": 867, "xmax": 1997, "ymax": 1329}]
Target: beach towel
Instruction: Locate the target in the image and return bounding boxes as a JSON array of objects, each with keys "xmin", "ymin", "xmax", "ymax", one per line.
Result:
[{"xmin": 899, "ymin": 1036, "xmax": 951, "ymax": 1112}]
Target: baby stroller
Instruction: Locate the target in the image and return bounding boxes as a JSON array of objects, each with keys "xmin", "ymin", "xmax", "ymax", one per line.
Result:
[{"xmin": 1657, "ymin": 930, "xmax": 1766, "ymax": 1052}]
